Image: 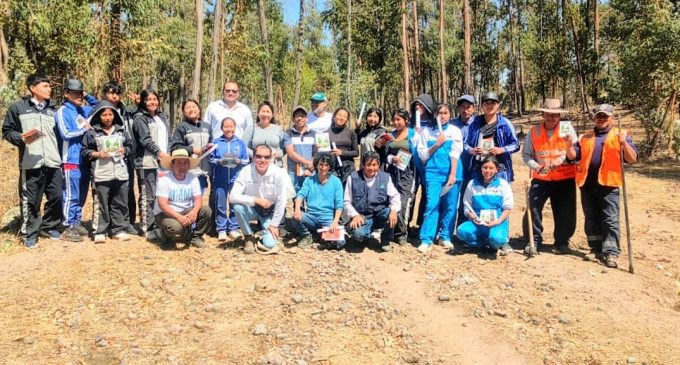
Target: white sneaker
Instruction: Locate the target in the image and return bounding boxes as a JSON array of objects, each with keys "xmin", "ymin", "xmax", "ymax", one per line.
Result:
[
  {"xmin": 218, "ymin": 231, "xmax": 228, "ymax": 242},
  {"xmin": 417, "ymin": 243, "xmax": 432, "ymax": 254},
  {"xmin": 229, "ymin": 230, "xmax": 242, "ymax": 239},
  {"xmin": 94, "ymin": 234, "xmax": 106, "ymax": 243},
  {"xmin": 113, "ymin": 232, "xmax": 131, "ymax": 241},
  {"xmin": 439, "ymin": 240, "xmax": 453, "ymax": 249}
]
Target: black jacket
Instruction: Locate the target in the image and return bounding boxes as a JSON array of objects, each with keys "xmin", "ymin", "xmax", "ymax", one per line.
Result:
[{"xmin": 132, "ymin": 109, "xmax": 170, "ymax": 169}]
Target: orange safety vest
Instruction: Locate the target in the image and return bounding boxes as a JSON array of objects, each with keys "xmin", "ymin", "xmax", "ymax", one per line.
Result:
[
  {"xmin": 530, "ymin": 123, "xmax": 576, "ymax": 181},
  {"xmin": 575, "ymin": 127, "xmax": 623, "ymax": 188}
]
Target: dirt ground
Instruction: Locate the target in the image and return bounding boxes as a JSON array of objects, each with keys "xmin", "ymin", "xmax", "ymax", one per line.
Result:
[{"xmin": 0, "ymin": 113, "xmax": 679, "ymax": 365}]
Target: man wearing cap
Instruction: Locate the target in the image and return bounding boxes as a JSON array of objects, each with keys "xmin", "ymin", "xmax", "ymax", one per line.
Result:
[
  {"xmin": 522, "ymin": 99, "xmax": 578, "ymax": 255},
  {"xmin": 567, "ymin": 103, "xmax": 637, "ymax": 268},
  {"xmin": 307, "ymin": 92, "xmax": 332, "ymax": 134},
  {"xmin": 3, "ymin": 74, "xmax": 64, "ymax": 248},
  {"xmin": 464, "ymin": 92, "xmax": 520, "ymax": 183},
  {"xmin": 452, "ymin": 94, "xmax": 476, "ymax": 227},
  {"xmin": 56, "ymin": 78, "xmax": 99, "ymax": 242},
  {"xmin": 283, "ymin": 106, "xmax": 317, "ymax": 191},
  {"xmin": 154, "ymin": 149, "xmax": 212, "ymax": 248},
  {"xmin": 204, "ymin": 80, "xmax": 254, "ymax": 139}
]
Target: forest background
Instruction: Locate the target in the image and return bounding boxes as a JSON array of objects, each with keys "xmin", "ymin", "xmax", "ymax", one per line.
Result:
[{"xmin": 0, "ymin": 0, "xmax": 679, "ymax": 158}]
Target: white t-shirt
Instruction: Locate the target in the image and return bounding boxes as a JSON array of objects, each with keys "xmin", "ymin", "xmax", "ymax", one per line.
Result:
[
  {"xmin": 154, "ymin": 115, "xmax": 168, "ymax": 154},
  {"xmin": 154, "ymin": 172, "xmax": 202, "ymax": 215},
  {"xmin": 307, "ymin": 112, "xmax": 333, "ymax": 134},
  {"xmin": 203, "ymin": 100, "xmax": 254, "ymax": 139}
]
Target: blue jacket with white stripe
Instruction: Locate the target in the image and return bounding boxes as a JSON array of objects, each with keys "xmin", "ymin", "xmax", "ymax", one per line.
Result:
[{"xmin": 55, "ymin": 95, "xmax": 98, "ymax": 165}]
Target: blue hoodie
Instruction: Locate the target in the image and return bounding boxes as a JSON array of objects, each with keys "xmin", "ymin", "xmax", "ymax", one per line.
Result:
[{"xmin": 55, "ymin": 95, "xmax": 97, "ymax": 165}]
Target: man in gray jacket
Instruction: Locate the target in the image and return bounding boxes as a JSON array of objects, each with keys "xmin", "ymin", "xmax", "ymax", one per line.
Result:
[{"xmin": 2, "ymin": 74, "xmax": 64, "ymax": 248}]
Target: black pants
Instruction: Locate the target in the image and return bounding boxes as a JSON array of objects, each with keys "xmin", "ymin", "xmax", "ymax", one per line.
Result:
[
  {"xmin": 20, "ymin": 167, "xmax": 63, "ymax": 240},
  {"xmin": 522, "ymin": 178, "xmax": 576, "ymax": 248},
  {"xmin": 155, "ymin": 206, "xmax": 213, "ymax": 241},
  {"xmin": 136, "ymin": 168, "xmax": 157, "ymax": 233},
  {"xmin": 92, "ymin": 180, "xmax": 129, "ymax": 235},
  {"xmin": 126, "ymin": 158, "xmax": 136, "ymax": 225},
  {"xmin": 395, "ymin": 179, "xmax": 416, "ymax": 240},
  {"xmin": 580, "ymin": 183, "xmax": 621, "ymax": 256}
]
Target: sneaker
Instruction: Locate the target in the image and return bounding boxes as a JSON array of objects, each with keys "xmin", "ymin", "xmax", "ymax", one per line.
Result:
[
  {"xmin": 113, "ymin": 232, "xmax": 131, "ymax": 241},
  {"xmin": 243, "ymin": 238, "xmax": 256, "ymax": 254},
  {"xmin": 335, "ymin": 240, "xmax": 347, "ymax": 250},
  {"xmin": 498, "ymin": 244, "xmax": 513, "ymax": 256},
  {"xmin": 555, "ymin": 244, "xmax": 572, "ymax": 255},
  {"xmin": 126, "ymin": 225, "xmax": 141, "ymax": 236},
  {"xmin": 417, "ymin": 243, "xmax": 432, "ymax": 254},
  {"xmin": 450, "ymin": 242, "xmax": 468, "ymax": 255},
  {"xmin": 584, "ymin": 251, "xmax": 604, "ymax": 262},
  {"xmin": 93, "ymin": 234, "xmax": 106, "ymax": 243},
  {"xmin": 23, "ymin": 237, "xmax": 38, "ymax": 249},
  {"xmin": 524, "ymin": 244, "xmax": 538, "ymax": 257},
  {"xmin": 396, "ymin": 236, "xmax": 408, "ymax": 245},
  {"xmin": 40, "ymin": 229, "xmax": 61, "ymax": 240},
  {"xmin": 218, "ymin": 231, "xmax": 228, "ymax": 242},
  {"xmin": 146, "ymin": 228, "xmax": 162, "ymax": 242},
  {"xmin": 229, "ymin": 230, "xmax": 242, "ymax": 240},
  {"xmin": 439, "ymin": 240, "xmax": 454, "ymax": 249},
  {"xmin": 191, "ymin": 236, "xmax": 206, "ymax": 248},
  {"xmin": 256, "ymin": 242, "xmax": 281, "ymax": 254},
  {"xmin": 72, "ymin": 222, "xmax": 89, "ymax": 236},
  {"xmin": 61, "ymin": 228, "xmax": 84, "ymax": 242},
  {"xmin": 298, "ymin": 235, "xmax": 313, "ymax": 247},
  {"xmin": 604, "ymin": 254, "xmax": 618, "ymax": 268},
  {"xmin": 381, "ymin": 243, "xmax": 392, "ymax": 252}
]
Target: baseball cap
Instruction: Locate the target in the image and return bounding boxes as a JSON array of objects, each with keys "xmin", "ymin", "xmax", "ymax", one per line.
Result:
[
  {"xmin": 310, "ymin": 92, "xmax": 327, "ymax": 102},
  {"xmin": 456, "ymin": 95, "xmax": 475, "ymax": 106},
  {"xmin": 593, "ymin": 104, "xmax": 614, "ymax": 116}
]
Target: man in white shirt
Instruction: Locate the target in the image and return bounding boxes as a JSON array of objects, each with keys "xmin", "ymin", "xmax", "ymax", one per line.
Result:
[
  {"xmin": 344, "ymin": 151, "xmax": 401, "ymax": 252},
  {"xmin": 203, "ymin": 81, "xmax": 254, "ymax": 139},
  {"xmin": 230, "ymin": 144, "xmax": 291, "ymax": 254},
  {"xmin": 307, "ymin": 92, "xmax": 333, "ymax": 134},
  {"xmin": 155, "ymin": 149, "xmax": 212, "ymax": 248}
]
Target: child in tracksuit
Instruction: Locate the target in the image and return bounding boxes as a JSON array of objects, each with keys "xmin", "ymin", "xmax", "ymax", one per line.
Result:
[
  {"xmin": 82, "ymin": 101, "xmax": 134, "ymax": 243},
  {"xmin": 55, "ymin": 79, "xmax": 98, "ymax": 241},
  {"xmin": 210, "ymin": 117, "xmax": 249, "ymax": 242}
]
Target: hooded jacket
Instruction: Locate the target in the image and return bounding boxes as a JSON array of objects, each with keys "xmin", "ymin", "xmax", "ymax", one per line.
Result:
[
  {"xmin": 170, "ymin": 118, "xmax": 212, "ymax": 176},
  {"xmin": 2, "ymin": 96, "xmax": 62, "ymax": 170},
  {"xmin": 409, "ymin": 94, "xmax": 436, "ymax": 129},
  {"xmin": 132, "ymin": 108, "xmax": 171, "ymax": 169},
  {"xmin": 356, "ymin": 121, "xmax": 388, "ymax": 166},
  {"xmin": 55, "ymin": 94, "xmax": 97, "ymax": 165},
  {"xmin": 81, "ymin": 101, "xmax": 133, "ymax": 183}
]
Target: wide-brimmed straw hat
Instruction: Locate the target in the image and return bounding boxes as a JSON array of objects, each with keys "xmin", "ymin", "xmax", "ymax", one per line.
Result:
[
  {"xmin": 160, "ymin": 149, "xmax": 200, "ymax": 170},
  {"xmin": 536, "ymin": 99, "xmax": 568, "ymax": 113}
]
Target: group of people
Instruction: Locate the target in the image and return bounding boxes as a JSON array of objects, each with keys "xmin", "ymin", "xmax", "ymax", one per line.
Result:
[{"xmin": 3, "ymin": 73, "xmax": 637, "ymax": 267}]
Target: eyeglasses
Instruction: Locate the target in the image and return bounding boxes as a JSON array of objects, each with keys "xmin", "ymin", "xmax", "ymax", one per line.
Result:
[
  {"xmin": 224, "ymin": 89, "xmax": 239, "ymax": 94},
  {"xmin": 254, "ymin": 154, "xmax": 271, "ymax": 160}
]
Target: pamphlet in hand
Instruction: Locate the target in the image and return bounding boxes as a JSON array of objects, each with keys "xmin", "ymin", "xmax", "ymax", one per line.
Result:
[
  {"xmin": 374, "ymin": 133, "xmax": 394, "ymax": 148},
  {"xmin": 317, "ymin": 226, "xmax": 346, "ymax": 241},
  {"xmin": 394, "ymin": 150, "xmax": 412, "ymax": 171},
  {"xmin": 316, "ymin": 132, "xmax": 331, "ymax": 152},
  {"xmin": 559, "ymin": 121, "xmax": 572, "ymax": 138},
  {"xmin": 478, "ymin": 132, "xmax": 495, "ymax": 154},
  {"xmin": 198, "ymin": 144, "xmax": 218, "ymax": 160},
  {"xmin": 21, "ymin": 128, "xmax": 45, "ymax": 144},
  {"xmin": 479, "ymin": 209, "xmax": 497, "ymax": 224}
]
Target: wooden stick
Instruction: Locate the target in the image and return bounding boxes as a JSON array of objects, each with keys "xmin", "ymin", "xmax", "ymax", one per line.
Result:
[
  {"xmin": 617, "ymin": 114, "xmax": 635, "ymax": 274},
  {"xmin": 525, "ymin": 180, "xmax": 536, "ymax": 258}
]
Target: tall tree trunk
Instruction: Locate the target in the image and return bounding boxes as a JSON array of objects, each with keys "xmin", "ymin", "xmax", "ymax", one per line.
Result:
[
  {"xmin": 463, "ymin": 0, "xmax": 473, "ymax": 94},
  {"xmin": 570, "ymin": 11, "xmax": 590, "ymax": 114},
  {"xmin": 191, "ymin": 0, "xmax": 204, "ymax": 99},
  {"xmin": 257, "ymin": 0, "xmax": 274, "ymax": 102},
  {"xmin": 592, "ymin": 0, "xmax": 600, "ymax": 99},
  {"xmin": 401, "ymin": 0, "xmax": 411, "ymax": 107},
  {"xmin": 438, "ymin": 0, "xmax": 447, "ymax": 103},
  {"xmin": 0, "ymin": 26, "xmax": 8, "ymax": 85},
  {"xmin": 412, "ymin": 1, "xmax": 421, "ymax": 93},
  {"xmin": 108, "ymin": 0, "xmax": 123, "ymax": 81},
  {"xmin": 292, "ymin": 0, "xmax": 305, "ymax": 108},
  {"xmin": 346, "ymin": 0, "xmax": 352, "ymax": 107},
  {"xmin": 208, "ymin": 0, "xmax": 224, "ymax": 103}
]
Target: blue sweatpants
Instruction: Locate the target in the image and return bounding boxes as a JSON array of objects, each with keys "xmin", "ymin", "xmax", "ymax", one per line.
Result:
[
  {"xmin": 214, "ymin": 180, "xmax": 239, "ymax": 233},
  {"xmin": 457, "ymin": 220, "xmax": 509, "ymax": 249},
  {"xmin": 62, "ymin": 167, "xmax": 90, "ymax": 226},
  {"xmin": 419, "ymin": 175, "xmax": 461, "ymax": 245}
]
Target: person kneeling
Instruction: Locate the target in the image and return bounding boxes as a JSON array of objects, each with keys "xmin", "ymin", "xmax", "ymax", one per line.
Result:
[
  {"xmin": 344, "ymin": 151, "xmax": 401, "ymax": 252},
  {"xmin": 457, "ymin": 156, "xmax": 513, "ymax": 258},
  {"xmin": 293, "ymin": 153, "xmax": 344, "ymax": 249},
  {"xmin": 230, "ymin": 144, "xmax": 290, "ymax": 254},
  {"xmin": 154, "ymin": 149, "xmax": 212, "ymax": 248}
]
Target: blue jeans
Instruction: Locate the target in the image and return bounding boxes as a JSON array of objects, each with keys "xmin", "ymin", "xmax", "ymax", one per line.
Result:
[
  {"xmin": 580, "ymin": 184, "xmax": 620, "ymax": 255},
  {"xmin": 420, "ymin": 175, "xmax": 461, "ymax": 245},
  {"xmin": 457, "ymin": 220, "xmax": 509, "ymax": 249},
  {"xmin": 288, "ymin": 172, "xmax": 307, "ymax": 193},
  {"xmin": 295, "ymin": 212, "xmax": 345, "ymax": 245},
  {"xmin": 349, "ymin": 207, "xmax": 394, "ymax": 245},
  {"xmin": 232, "ymin": 204, "xmax": 277, "ymax": 248}
]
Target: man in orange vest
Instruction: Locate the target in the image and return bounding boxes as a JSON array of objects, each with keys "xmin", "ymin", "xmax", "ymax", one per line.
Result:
[
  {"xmin": 522, "ymin": 99, "xmax": 577, "ymax": 256},
  {"xmin": 566, "ymin": 103, "xmax": 638, "ymax": 268}
]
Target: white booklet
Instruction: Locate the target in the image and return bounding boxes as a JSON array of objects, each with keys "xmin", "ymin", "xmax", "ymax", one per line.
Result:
[
  {"xmin": 559, "ymin": 121, "xmax": 572, "ymax": 138},
  {"xmin": 394, "ymin": 150, "xmax": 412, "ymax": 171},
  {"xmin": 315, "ymin": 132, "xmax": 331, "ymax": 152},
  {"xmin": 479, "ymin": 209, "xmax": 497, "ymax": 223},
  {"xmin": 198, "ymin": 144, "xmax": 218, "ymax": 160}
]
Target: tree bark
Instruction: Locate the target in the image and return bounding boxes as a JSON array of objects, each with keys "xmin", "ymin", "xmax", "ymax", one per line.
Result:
[
  {"xmin": 438, "ymin": 0, "xmax": 447, "ymax": 103},
  {"xmin": 463, "ymin": 0, "xmax": 473, "ymax": 94},
  {"xmin": 401, "ymin": 0, "xmax": 411, "ymax": 107},
  {"xmin": 0, "ymin": 26, "xmax": 8, "ymax": 85},
  {"xmin": 257, "ymin": 0, "xmax": 274, "ymax": 102},
  {"xmin": 412, "ymin": 1, "xmax": 421, "ymax": 93},
  {"xmin": 346, "ymin": 0, "xmax": 352, "ymax": 107},
  {"xmin": 191, "ymin": 0, "xmax": 204, "ymax": 99},
  {"xmin": 208, "ymin": 0, "xmax": 224, "ymax": 103},
  {"xmin": 593, "ymin": 0, "xmax": 600, "ymax": 99},
  {"xmin": 292, "ymin": 0, "xmax": 305, "ymax": 108},
  {"xmin": 570, "ymin": 11, "xmax": 590, "ymax": 114}
]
